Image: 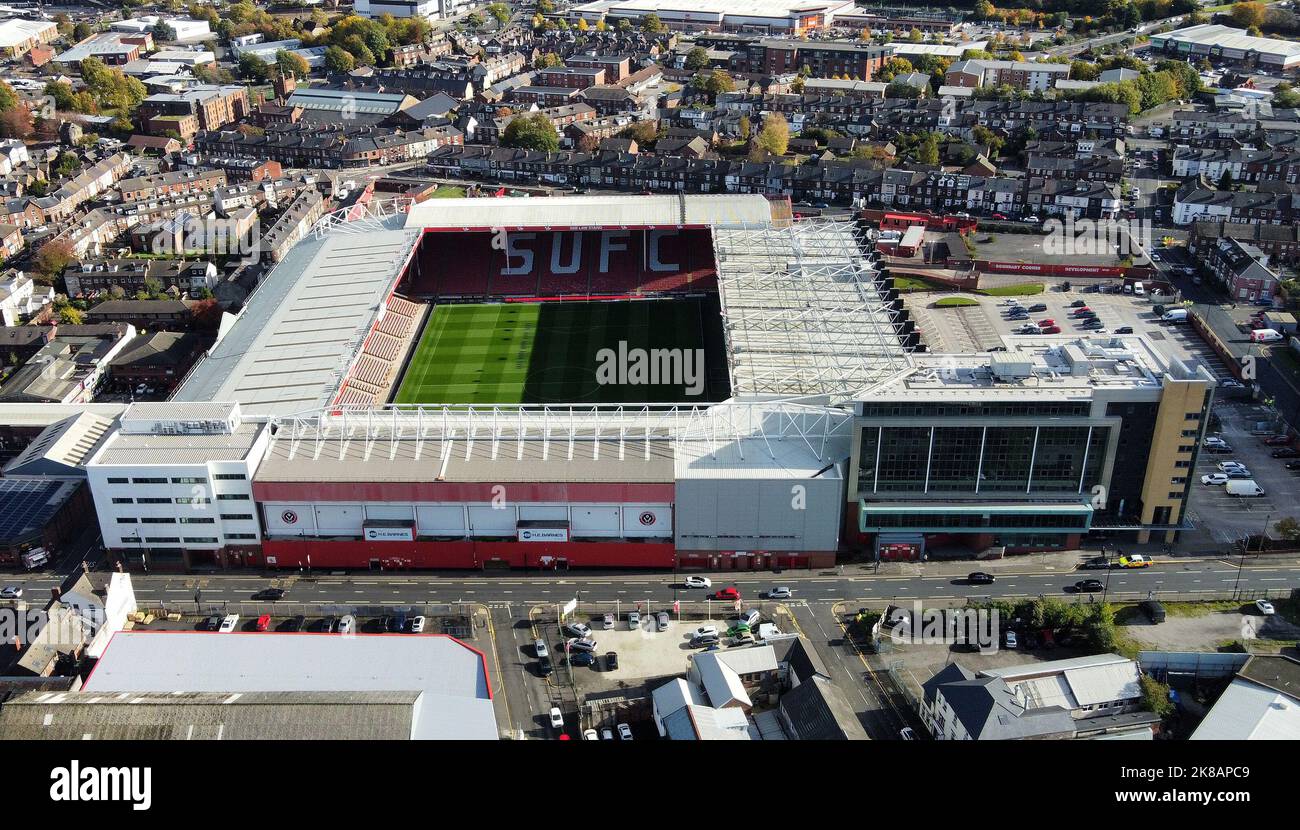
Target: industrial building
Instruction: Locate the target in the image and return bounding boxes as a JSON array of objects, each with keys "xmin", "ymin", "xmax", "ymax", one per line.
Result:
[
  {"xmin": 571, "ymin": 0, "xmax": 859, "ymax": 34},
  {"xmin": 1150, "ymin": 24, "xmax": 1300, "ymax": 71}
]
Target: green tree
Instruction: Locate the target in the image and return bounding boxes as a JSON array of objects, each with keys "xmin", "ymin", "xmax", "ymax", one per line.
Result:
[
  {"xmin": 1230, "ymin": 1, "xmax": 1267, "ymax": 29},
  {"xmin": 237, "ymin": 53, "xmax": 271, "ymax": 82},
  {"xmin": 621, "ymin": 120, "xmax": 658, "ymax": 145},
  {"xmin": 916, "ymin": 132, "xmax": 940, "ymax": 165},
  {"xmin": 72, "ymin": 22, "xmax": 92, "ymax": 41},
  {"xmin": 487, "ymin": 3, "xmax": 510, "ymax": 26},
  {"xmin": 738, "ymin": 114, "xmax": 752, "ymax": 141},
  {"xmin": 501, "ymin": 112, "xmax": 560, "ymax": 151},
  {"xmin": 0, "ymin": 80, "xmax": 16, "ymax": 113},
  {"xmin": 276, "ymin": 49, "xmax": 311, "ymax": 79},
  {"xmin": 641, "ymin": 13, "xmax": 665, "ymax": 33},
  {"xmin": 1140, "ymin": 675, "xmax": 1175, "ymax": 719},
  {"xmin": 324, "ymin": 45, "xmax": 356, "ymax": 74},
  {"xmin": 684, "ymin": 46, "xmax": 709, "ymax": 71}
]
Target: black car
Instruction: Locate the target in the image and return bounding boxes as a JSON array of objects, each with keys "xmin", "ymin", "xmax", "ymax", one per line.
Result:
[
  {"xmin": 1114, "ymin": 326, "xmax": 1134, "ymax": 334},
  {"xmin": 605, "ymin": 652, "xmax": 619, "ymax": 670},
  {"xmin": 570, "ymin": 651, "xmax": 597, "ymax": 667},
  {"xmin": 690, "ymin": 635, "xmax": 720, "ymax": 649},
  {"xmin": 320, "ymin": 615, "xmax": 337, "ymax": 633},
  {"xmin": 1070, "ymin": 299, "xmax": 1087, "ymax": 307},
  {"xmin": 253, "ymin": 588, "xmax": 285, "ymax": 601},
  {"xmin": 1074, "ymin": 579, "xmax": 1105, "ymax": 593},
  {"xmin": 205, "ymin": 614, "xmax": 223, "ymax": 631},
  {"xmin": 388, "ymin": 613, "xmax": 407, "ymax": 633},
  {"xmin": 1027, "ymin": 303, "xmax": 1048, "ymax": 312},
  {"xmin": 286, "ymin": 615, "xmax": 305, "ymax": 632},
  {"xmin": 378, "ymin": 615, "xmax": 393, "ymax": 632},
  {"xmin": 1271, "ymin": 448, "xmax": 1299, "ymax": 458},
  {"xmin": 538, "ymin": 655, "xmax": 554, "ymax": 676},
  {"xmin": 1204, "ymin": 444, "xmax": 1234, "ymax": 454},
  {"xmin": 1285, "ymin": 460, "xmax": 1300, "ymax": 471},
  {"xmin": 967, "ymin": 572, "xmax": 996, "ymax": 585},
  {"xmin": 1075, "ymin": 310, "xmax": 1098, "ymax": 319}
]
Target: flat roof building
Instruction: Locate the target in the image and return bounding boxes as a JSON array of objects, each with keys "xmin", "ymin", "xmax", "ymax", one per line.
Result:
[{"xmin": 1150, "ymin": 23, "xmax": 1300, "ymax": 70}]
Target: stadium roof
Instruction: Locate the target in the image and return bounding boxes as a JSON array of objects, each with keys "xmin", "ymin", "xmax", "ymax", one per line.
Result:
[
  {"xmin": 713, "ymin": 218, "xmax": 910, "ymax": 399},
  {"xmin": 405, "ymin": 194, "xmax": 778, "ymax": 231},
  {"xmin": 83, "ymin": 631, "xmax": 497, "ymax": 740},
  {"xmin": 173, "ymin": 213, "xmax": 418, "ymax": 416}
]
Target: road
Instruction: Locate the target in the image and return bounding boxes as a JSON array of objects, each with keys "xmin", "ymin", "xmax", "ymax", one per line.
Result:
[{"xmin": 4, "ymin": 560, "xmax": 1295, "ymax": 608}]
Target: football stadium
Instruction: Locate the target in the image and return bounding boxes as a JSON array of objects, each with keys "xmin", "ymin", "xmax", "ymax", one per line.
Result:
[{"xmin": 160, "ymin": 192, "xmax": 911, "ymax": 571}]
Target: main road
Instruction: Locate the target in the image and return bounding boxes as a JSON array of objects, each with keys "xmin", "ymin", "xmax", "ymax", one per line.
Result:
[{"xmin": 4, "ymin": 560, "xmax": 1295, "ymax": 608}]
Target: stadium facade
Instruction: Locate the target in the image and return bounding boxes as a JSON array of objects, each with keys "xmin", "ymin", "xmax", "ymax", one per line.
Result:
[{"xmin": 58, "ymin": 193, "xmax": 1214, "ymax": 572}]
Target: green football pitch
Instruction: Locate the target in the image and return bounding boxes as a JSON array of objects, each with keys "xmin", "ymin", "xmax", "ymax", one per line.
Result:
[{"xmin": 393, "ymin": 300, "xmax": 727, "ymax": 405}]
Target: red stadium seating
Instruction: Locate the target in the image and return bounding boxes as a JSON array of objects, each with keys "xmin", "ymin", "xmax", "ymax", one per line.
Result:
[{"xmin": 409, "ymin": 229, "xmax": 718, "ymax": 300}]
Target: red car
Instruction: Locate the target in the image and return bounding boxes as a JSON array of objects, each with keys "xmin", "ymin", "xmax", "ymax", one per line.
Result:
[
  {"xmin": 255, "ymin": 614, "xmax": 271, "ymax": 632},
  {"xmin": 710, "ymin": 587, "xmax": 741, "ymax": 601},
  {"xmin": 1037, "ymin": 318, "xmax": 1055, "ymax": 327},
  {"xmin": 1071, "ymin": 307, "xmax": 1092, "ymax": 316},
  {"xmin": 991, "ymin": 212, "xmax": 1008, "ymax": 220},
  {"xmin": 1041, "ymin": 325, "xmax": 1062, "ymax": 334},
  {"xmin": 1262, "ymin": 435, "xmax": 1292, "ymax": 446}
]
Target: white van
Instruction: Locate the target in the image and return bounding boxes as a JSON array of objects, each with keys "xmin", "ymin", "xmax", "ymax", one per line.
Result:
[
  {"xmin": 1162, "ymin": 309, "xmax": 1188, "ymax": 323},
  {"xmin": 1226, "ymin": 480, "xmax": 1265, "ymax": 497},
  {"xmin": 1133, "ymin": 281, "xmax": 1145, "ymax": 297},
  {"xmin": 1251, "ymin": 328, "xmax": 1283, "ymax": 343}
]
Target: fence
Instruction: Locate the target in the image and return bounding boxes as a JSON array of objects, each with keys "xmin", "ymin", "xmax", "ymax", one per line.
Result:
[{"xmin": 1137, "ymin": 651, "xmax": 1251, "ymax": 679}]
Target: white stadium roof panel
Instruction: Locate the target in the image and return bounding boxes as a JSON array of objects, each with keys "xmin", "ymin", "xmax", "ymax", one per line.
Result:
[{"xmin": 405, "ymin": 194, "xmax": 777, "ymax": 231}]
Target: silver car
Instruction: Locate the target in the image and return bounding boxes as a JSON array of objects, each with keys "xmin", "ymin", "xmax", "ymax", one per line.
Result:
[{"xmin": 655, "ymin": 611, "xmax": 669, "ymax": 631}]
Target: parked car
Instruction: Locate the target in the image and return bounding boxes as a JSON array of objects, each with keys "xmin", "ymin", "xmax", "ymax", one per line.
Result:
[
  {"xmin": 655, "ymin": 611, "xmax": 670, "ymax": 631},
  {"xmin": 1225, "ymin": 468, "xmax": 1253, "ymax": 479},
  {"xmin": 726, "ymin": 624, "xmax": 752, "ymax": 638},
  {"xmin": 606, "ymin": 651, "xmax": 619, "ymax": 670},
  {"xmin": 1285, "ymin": 460, "xmax": 1300, "ymax": 471},
  {"xmin": 1114, "ymin": 326, "xmax": 1134, "ymax": 334},
  {"xmin": 1037, "ymin": 318, "xmax": 1056, "ymax": 327},
  {"xmin": 1201, "ymin": 473, "xmax": 1229, "ymax": 485},
  {"xmin": 1003, "ymin": 630, "xmax": 1018, "ymax": 648},
  {"xmin": 602, "ymin": 612, "xmax": 615, "ymax": 630},
  {"xmin": 601, "ymin": 727, "xmax": 614, "ymax": 740},
  {"xmin": 538, "ymin": 655, "xmax": 553, "ymax": 676},
  {"xmin": 1203, "ymin": 436, "xmax": 1230, "ymax": 449},
  {"xmin": 690, "ymin": 634, "xmax": 720, "ymax": 648},
  {"xmin": 1262, "ymin": 435, "xmax": 1292, "ymax": 446},
  {"xmin": 967, "ymin": 572, "xmax": 996, "ymax": 585},
  {"xmin": 728, "ymin": 634, "xmax": 756, "ymax": 647},
  {"xmin": 205, "ymin": 614, "xmax": 223, "ymax": 631},
  {"xmin": 286, "ymin": 615, "xmax": 305, "ymax": 632},
  {"xmin": 410, "ymin": 615, "xmax": 426, "ymax": 633},
  {"xmin": 562, "ymin": 622, "xmax": 592, "ymax": 638},
  {"xmin": 1256, "ymin": 599, "xmax": 1275, "ymax": 615},
  {"xmin": 693, "ymin": 625, "xmax": 719, "ymax": 639},
  {"xmin": 1040, "ymin": 325, "xmax": 1061, "ymax": 334},
  {"xmin": 338, "ymin": 615, "xmax": 356, "ymax": 635},
  {"xmin": 569, "ymin": 651, "xmax": 597, "ymax": 667},
  {"xmin": 765, "ymin": 586, "xmax": 793, "ymax": 599},
  {"xmin": 565, "ymin": 637, "xmax": 598, "ymax": 652},
  {"xmin": 627, "ymin": 611, "xmax": 641, "ymax": 630},
  {"xmin": 1272, "ymin": 448, "xmax": 1300, "ymax": 458},
  {"xmin": 900, "ymin": 727, "xmax": 916, "ymax": 740},
  {"xmin": 1074, "ymin": 579, "xmax": 1105, "ymax": 593},
  {"xmin": 683, "ymin": 576, "xmax": 712, "ymax": 589},
  {"xmin": 535, "ymin": 639, "xmax": 550, "ymax": 658},
  {"xmin": 320, "ymin": 615, "xmax": 337, "ymax": 633},
  {"xmin": 1082, "ymin": 556, "xmax": 1111, "ymax": 570},
  {"xmin": 617, "ymin": 723, "xmax": 633, "ymax": 740},
  {"xmin": 1070, "ymin": 300, "xmax": 1087, "ymax": 308},
  {"xmin": 1027, "ymin": 303, "xmax": 1047, "ymax": 312},
  {"xmin": 583, "ymin": 728, "xmax": 599, "ymax": 741},
  {"xmin": 255, "ymin": 614, "xmax": 271, "ymax": 632},
  {"xmin": 1218, "ymin": 461, "xmax": 1248, "ymax": 472},
  {"xmin": 1118, "ymin": 555, "xmax": 1152, "ymax": 568},
  {"xmin": 738, "ymin": 609, "xmax": 761, "ymax": 627},
  {"xmin": 218, "ymin": 614, "xmax": 239, "ymax": 633},
  {"xmin": 549, "ymin": 707, "xmax": 564, "ymax": 729}
]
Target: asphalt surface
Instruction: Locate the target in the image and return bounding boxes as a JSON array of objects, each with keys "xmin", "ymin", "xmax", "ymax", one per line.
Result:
[{"xmin": 4, "ymin": 561, "xmax": 1296, "ymax": 608}]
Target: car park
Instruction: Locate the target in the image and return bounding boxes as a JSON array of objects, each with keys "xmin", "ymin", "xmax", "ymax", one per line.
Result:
[
  {"xmin": 218, "ymin": 614, "xmax": 240, "ymax": 633},
  {"xmin": 683, "ymin": 576, "xmax": 712, "ymax": 589},
  {"xmin": 967, "ymin": 572, "xmax": 995, "ymax": 585}
]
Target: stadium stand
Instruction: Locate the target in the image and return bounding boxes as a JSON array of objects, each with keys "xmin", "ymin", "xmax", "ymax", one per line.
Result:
[{"xmin": 333, "ymin": 293, "xmax": 426, "ymax": 407}]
